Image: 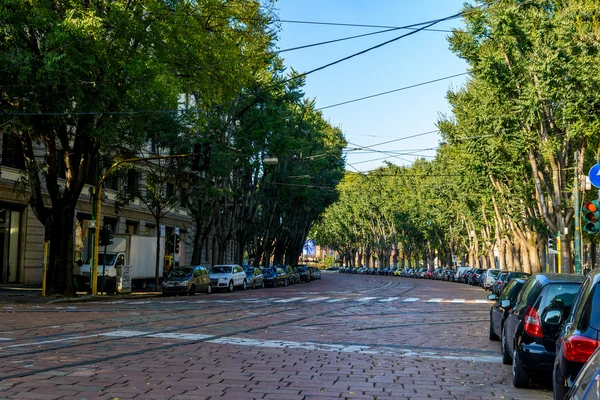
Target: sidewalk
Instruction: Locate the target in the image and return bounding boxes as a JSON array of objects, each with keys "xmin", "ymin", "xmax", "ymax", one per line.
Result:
[{"xmin": 0, "ymin": 284, "xmax": 161, "ymax": 305}]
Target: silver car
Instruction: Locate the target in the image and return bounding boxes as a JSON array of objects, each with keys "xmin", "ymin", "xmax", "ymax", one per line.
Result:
[
  {"xmin": 482, "ymin": 268, "xmax": 501, "ymax": 290},
  {"xmin": 210, "ymin": 264, "xmax": 247, "ymax": 292},
  {"xmin": 162, "ymin": 265, "xmax": 211, "ymax": 295}
]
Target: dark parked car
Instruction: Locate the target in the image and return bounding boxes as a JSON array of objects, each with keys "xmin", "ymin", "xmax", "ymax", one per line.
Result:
[
  {"xmin": 162, "ymin": 265, "xmax": 211, "ymax": 295},
  {"xmin": 469, "ymin": 268, "xmax": 487, "ymax": 286},
  {"xmin": 565, "ymin": 346, "xmax": 600, "ymax": 400},
  {"xmin": 263, "ymin": 267, "xmax": 288, "ymax": 287},
  {"xmin": 502, "ymin": 273, "xmax": 584, "ymax": 388},
  {"xmin": 294, "ymin": 265, "xmax": 311, "ymax": 283},
  {"xmin": 553, "ymin": 268, "xmax": 600, "ymax": 399},
  {"xmin": 488, "ymin": 278, "xmax": 526, "ymax": 342},
  {"xmin": 493, "ymin": 271, "xmax": 532, "ymax": 295},
  {"xmin": 243, "ymin": 266, "xmax": 264, "ymax": 289}
]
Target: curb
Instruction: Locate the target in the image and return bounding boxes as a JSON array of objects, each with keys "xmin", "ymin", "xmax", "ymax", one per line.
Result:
[{"xmin": 46, "ymin": 293, "xmax": 163, "ymax": 304}]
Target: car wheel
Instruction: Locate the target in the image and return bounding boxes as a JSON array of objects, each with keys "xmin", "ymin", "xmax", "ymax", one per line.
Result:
[
  {"xmin": 242, "ymin": 279, "xmax": 247, "ymax": 290},
  {"xmin": 284, "ymin": 278, "xmax": 288, "ymax": 287},
  {"xmin": 261, "ymin": 280, "xmax": 265, "ymax": 289},
  {"xmin": 206, "ymin": 284, "xmax": 212, "ymax": 294},
  {"xmin": 273, "ymin": 279, "xmax": 277, "ymax": 287},
  {"xmin": 252, "ymin": 280, "xmax": 256, "ymax": 289},
  {"xmin": 512, "ymin": 347, "xmax": 529, "ymax": 388},
  {"xmin": 489, "ymin": 318, "xmax": 499, "ymax": 341},
  {"xmin": 228, "ymin": 280, "xmax": 234, "ymax": 292},
  {"xmin": 188, "ymin": 284, "xmax": 196, "ymax": 296},
  {"xmin": 501, "ymin": 327, "xmax": 512, "ymax": 365}
]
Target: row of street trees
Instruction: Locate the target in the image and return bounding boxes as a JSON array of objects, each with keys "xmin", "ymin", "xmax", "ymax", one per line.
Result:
[
  {"xmin": 312, "ymin": 0, "xmax": 600, "ymax": 273},
  {"xmin": 0, "ymin": 0, "xmax": 345, "ymax": 296}
]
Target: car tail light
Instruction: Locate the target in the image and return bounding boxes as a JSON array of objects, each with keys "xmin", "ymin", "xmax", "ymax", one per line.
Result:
[
  {"xmin": 564, "ymin": 335, "xmax": 600, "ymax": 363},
  {"xmin": 523, "ymin": 306, "xmax": 543, "ymax": 338}
]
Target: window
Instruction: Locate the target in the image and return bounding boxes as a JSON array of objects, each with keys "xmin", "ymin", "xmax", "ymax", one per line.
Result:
[
  {"xmin": 127, "ymin": 170, "xmax": 139, "ymax": 191},
  {"xmin": 1, "ymin": 134, "xmax": 25, "ymax": 169},
  {"xmin": 145, "ymin": 224, "xmax": 155, "ymax": 236},
  {"xmin": 166, "ymin": 183, "xmax": 175, "ymax": 199},
  {"xmin": 103, "ymin": 218, "xmax": 117, "ymax": 233},
  {"xmin": 105, "ymin": 174, "xmax": 119, "ymax": 191},
  {"xmin": 126, "ymin": 221, "xmax": 138, "ymax": 234}
]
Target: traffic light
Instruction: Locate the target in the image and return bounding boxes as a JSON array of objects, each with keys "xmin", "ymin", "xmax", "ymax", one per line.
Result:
[
  {"xmin": 583, "ymin": 200, "xmax": 600, "ymax": 234},
  {"xmin": 548, "ymin": 236, "xmax": 557, "ymax": 251},
  {"xmin": 174, "ymin": 234, "xmax": 181, "ymax": 253},
  {"xmin": 99, "ymin": 226, "xmax": 114, "ymax": 247},
  {"xmin": 192, "ymin": 143, "xmax": 211, "ymax": 171}
]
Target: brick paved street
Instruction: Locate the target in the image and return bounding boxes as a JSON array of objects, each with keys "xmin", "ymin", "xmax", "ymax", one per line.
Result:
[{"xmin": 0, "ymin": 273, "xmax": 552, "ymax": 399}]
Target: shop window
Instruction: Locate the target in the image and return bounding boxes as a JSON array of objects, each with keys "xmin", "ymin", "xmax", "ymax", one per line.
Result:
[
  {"xmin": 126, "ymin": 221, "xmax": 138, "ymax": 234},
  {"xmin": 103, "ymin": 217, "xmax": 118, "ymax": 233},
  {"xmin": 145, "ymin": 224, "xmax": 155, "ymax": 236}
]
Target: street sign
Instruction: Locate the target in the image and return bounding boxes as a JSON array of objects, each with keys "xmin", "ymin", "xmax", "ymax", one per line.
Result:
[
  {"xmin": 588, "ymin": 164, "xmax": 600, "ymax": 188},
  {"xmin": 549, "ymin": 249, "xmax": 559, "ymax": 254}
]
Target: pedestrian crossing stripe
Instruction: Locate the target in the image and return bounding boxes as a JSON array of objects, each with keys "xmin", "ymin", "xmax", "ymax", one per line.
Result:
[{"xmin": 90, "ymin": 296, "xmax": 494, "ymax": 305}]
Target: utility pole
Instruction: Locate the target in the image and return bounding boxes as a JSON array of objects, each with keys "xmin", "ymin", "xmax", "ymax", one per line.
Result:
[{"xmin": 574, "ymin": 150, "xmax": 582, "ymax": 274}]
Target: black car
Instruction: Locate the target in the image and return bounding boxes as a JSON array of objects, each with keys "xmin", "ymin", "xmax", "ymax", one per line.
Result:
[
  {"xmin": 262, "ymin": 267, "xmax": 288, "ymax": 287},
  {"xmin": 553, "ymin": 268, "xmax": 600, "ymax": 399},
  {"xmin": 488, "ymin": 278, "xmax": 526, "ymax": 343},
  {"xmin": 469, "ymin": 268, "xmax": 487, "ymax": 286},
  {"xmin": 294, "ymin": 265, "xmax": 311, "ymax": 283},
  {"xmin": 502, "ymin": 273, "xmax": 584, "ymax": 388}
]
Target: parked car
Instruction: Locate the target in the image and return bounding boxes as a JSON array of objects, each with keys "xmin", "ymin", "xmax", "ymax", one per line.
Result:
[
  {"xmin": 424, "ymin": 269, "xmax": 433, "ymax": 279},
  {"xmin": 565, "ymin": 346, "xmax": 600, "ymax": 400},
  {"xmin": 287, "ymin": 266, "xmax": 300, "ymax": 284},
  {"xmin": 502, "ymin": 273, "xmax": 584, "ymax": 388},
  {"xmin": 553, "ymin": 268, "xmax": 600, "ymax": 399},
  {"xmin": 294, "ymin": 265, "xmax": 311, "ymax": 283},
  {"xmin": 262, "ymin": 267, "xmax": 288, "ymax": 287},
  {"xmin": 442, "ymin": 269, "xmax": 454, "ymax": 281},
  {"xmin": 162, "ymin": 265, "xmax": 211, "ymax": 295},
  {"xmin": 482, "ymin": 268, "xmax": 502, "ymax": 290},
  {"xmin": 453, "ymin": 266, "xmax": 469, "ymax": 282},
  {"xmin": 493, "ymin": 271, "xmax": 532, "ymax": 295},
  {"xmin": 210, "ymin": 264, "xmax": 247, "ymax": 292},
  {"xmin": 469, "ymin": 268, "xmax": 487, "ymax": 286},
  {"xmin": 488, "ymin": 278, "xmax": 526, "ymax": 342},
  {"xmin": 243, "ymin": 266, "xmax": 264, "ymax": 289}
]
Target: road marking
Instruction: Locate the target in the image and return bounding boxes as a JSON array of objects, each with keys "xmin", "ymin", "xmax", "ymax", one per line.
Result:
[
  {"xmin": 357, "ymin": 297, "xmax": 377, "ymax": 302},
  {"xmin": 403, "ymin": 298, "xmax": 419, "ymax": 302},
  {"xmin": 427, "ymin": 298, "xmax": 443, "ymax": 302},
  {"xmin": 475, "ymin": 299, "xmax": 490, "ymax": 304},
  {"xmin": 379, "ymin": 297, "xmax": 399, "ymax": 302},
  {"xmin": 0, "ymin": 334, "xmax": 99, "ymax": 350},
  {"xmin": 326, "ymin": 299, "xmax": 344, "ymax": 303},
  {"xmin": 303, "ymin": 297, "xmax": 330, "ymax": 302},
  {"xmin": 98, "ymin": 330, "xmax": 503, "ymax": 363},
  {"xmin": 274, "ymin": 297, "xmax": 305, "ymax": 303},
  {"xmin": 0, "ymin": 338, "xmax": 14, "ymax": 341},
  {"xmin": 450, "ymin": 299, "xmax": 465, "ymax": 303}
]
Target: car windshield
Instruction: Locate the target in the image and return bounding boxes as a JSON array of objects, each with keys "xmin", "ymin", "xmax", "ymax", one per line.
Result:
[
  {"xmin": 263, "ymin": 268, "xmax": 275, "ymax": 277},
  {"xmin": 169, "ymin": 267, "xmax": 193, "ymax": 278},
  {"xmin": 490, "ymin": 270, "xmax": 501, "ymax": 277},
  {"xmin": 211, "ymin": 266, "xmax": 232, "ymax": 274},
  {"xmin": 244, "ymin": 268, "xmax": 254, "ymax": 276},
  {"xmin": 296, "ymin": 266, "xmax": 306, "ymax": 272},
  {"xmin": 510, "ymin": 272, "xmax": 530, "ymax": 279}
]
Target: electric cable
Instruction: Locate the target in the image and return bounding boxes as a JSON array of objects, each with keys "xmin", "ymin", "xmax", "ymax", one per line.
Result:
[{"xmin": 316, "ymin": 73, "xmax": 468, "ymax": 111}]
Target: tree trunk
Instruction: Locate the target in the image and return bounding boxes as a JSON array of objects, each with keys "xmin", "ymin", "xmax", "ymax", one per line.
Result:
[
  {"xmin": 155, "ymin": 218, "xmax": 162, "ymax": 291},
  {"xmin": 47, "ymin": 204, "xmax": 76, "ymax": 296}
]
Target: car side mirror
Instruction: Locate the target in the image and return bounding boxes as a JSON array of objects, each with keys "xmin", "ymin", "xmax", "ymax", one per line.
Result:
[
  {"xmin": 500, "ymin": 299, "xmax": 511, "ymax": 308},
  {"xmin": 488, "ymin": 294, "xmax": 497, "ymax": 301},
  {"xmin": 543, "ymin": 309, "xmax": 563, "ymax": 325}
]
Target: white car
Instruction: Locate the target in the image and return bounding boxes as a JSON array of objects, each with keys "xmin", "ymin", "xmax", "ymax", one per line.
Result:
[{"xmin": 209, "ymin": 264, "xmax": 247, "ymax": 292}]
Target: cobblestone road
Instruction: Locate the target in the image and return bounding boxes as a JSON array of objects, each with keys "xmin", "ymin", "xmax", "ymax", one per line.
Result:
[{"xmin": 0, "ymin": 273, "xmax": 552, "ymax": 399}]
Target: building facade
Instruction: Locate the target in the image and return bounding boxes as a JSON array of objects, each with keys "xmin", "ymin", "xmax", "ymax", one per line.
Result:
[{"xmin": 0, "ymin": 133, "xmax": 236, "ymax": 286}]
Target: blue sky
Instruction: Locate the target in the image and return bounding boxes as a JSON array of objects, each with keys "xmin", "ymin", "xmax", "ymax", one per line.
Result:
[{"xmin": 271, "ymin": 0, "xmax": 470, "ymax": 172}]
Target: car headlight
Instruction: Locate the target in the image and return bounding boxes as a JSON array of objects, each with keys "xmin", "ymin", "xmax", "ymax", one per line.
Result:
[
  {"xmin": 177, "ymin": 280, "xmax": 190, "ymax": 286},
  {"xmin": 218, "ymin": 277, "xmax": 229, "ymax": 282}
]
